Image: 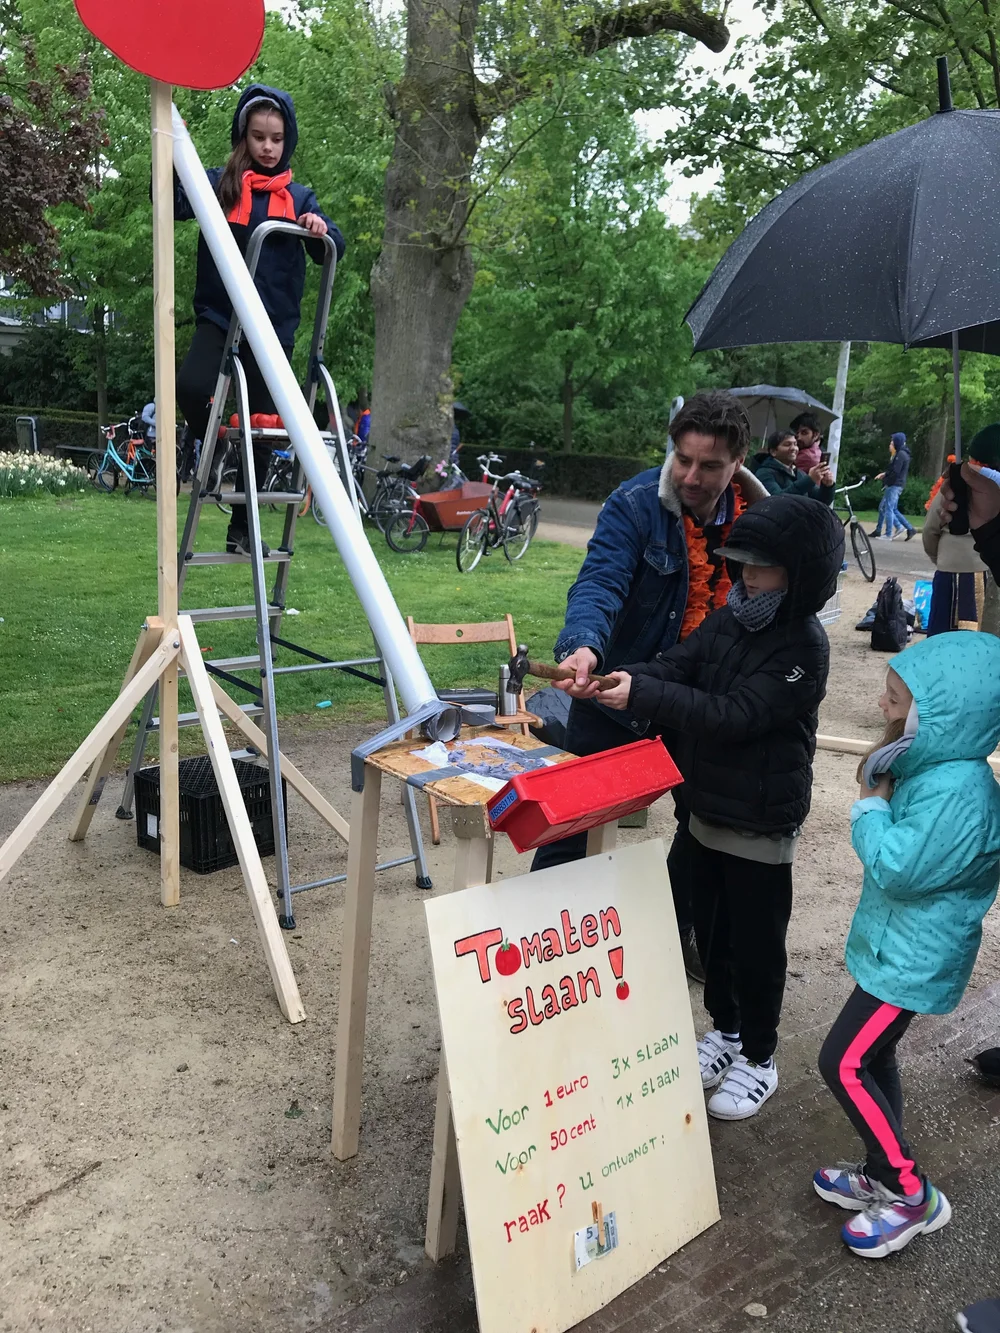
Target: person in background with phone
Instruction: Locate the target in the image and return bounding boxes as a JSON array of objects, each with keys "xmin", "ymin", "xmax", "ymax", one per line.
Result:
[
  {"xmin": 755, "ymin": 430, "xmax": 836, "ymax": 504},
  {"xmin": 872, "ymin": 433, "xmax": 915, "ymax": 541},
  {"xmin": 789, "ymin": 412, "xmax": 824, "ymax": 473}
]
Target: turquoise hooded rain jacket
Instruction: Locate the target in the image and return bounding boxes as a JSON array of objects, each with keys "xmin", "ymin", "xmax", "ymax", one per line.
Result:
[{"xmin": 847, "ymin": 631, "xmax": 1000, "ymax": 1014}]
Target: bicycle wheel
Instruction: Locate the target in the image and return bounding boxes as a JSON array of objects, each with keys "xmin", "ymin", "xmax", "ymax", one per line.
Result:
[
  {"xmin": 385, "ymin": 508, "xmax": 430, "ymax": 554},
  {"xmin": 372, "ymin": 480, "xmax": 403, "ymax": 532},
  {"xmin": 502, "ymin": 499, "xmax": 539, "ymax": 562},
  {"xmin": 457, "ymin": 510, "xmax": 489, "ymax": 572},
  {"xmin": 91, "ymin": 452, "xmax": 117, "ymax": 492},
  {"xmin": 312, "ymin": 497, "xmax": 328, "ymax": 527},
  {"xmin": 850, "ymin": 521, "xmax": 876, "ymax": 582}
]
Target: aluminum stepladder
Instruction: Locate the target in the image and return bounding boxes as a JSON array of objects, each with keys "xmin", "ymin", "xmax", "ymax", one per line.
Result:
[{"xmin": 117, "ymin": 220, "xmax": 432, "ymax": 927}]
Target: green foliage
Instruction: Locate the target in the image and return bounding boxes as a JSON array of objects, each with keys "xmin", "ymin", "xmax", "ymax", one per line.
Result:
[
  {"xmin": 456, "ymin": 55, "xmax": 711, "ymax": 453},
  {"xmin": 13, "ymin": 0, "xmax": 394, "ymax": 404},
  {"xmin": 0, "ymin": 324, "xmax": 153, "ymax": 417}
]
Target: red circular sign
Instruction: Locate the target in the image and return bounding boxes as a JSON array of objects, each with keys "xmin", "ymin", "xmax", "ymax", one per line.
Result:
[{"xmin": 75, "ymin": 0, "xmax": 265, "ymax": 89}]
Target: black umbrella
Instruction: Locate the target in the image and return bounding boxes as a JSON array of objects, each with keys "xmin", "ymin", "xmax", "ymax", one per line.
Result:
[{"xmin": 685, "ymin": 61, "xmax": 998, "ymax": 456}]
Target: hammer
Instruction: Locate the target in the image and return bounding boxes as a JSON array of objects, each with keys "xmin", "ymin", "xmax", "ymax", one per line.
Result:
[{"xmin": 506, "ymin": 644, "xmax": 619, "ymax": 695}]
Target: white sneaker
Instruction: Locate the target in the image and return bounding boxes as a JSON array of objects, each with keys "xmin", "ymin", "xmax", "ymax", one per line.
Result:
[
  {"xmin": 697, "ymin": 1030, "xmax": 742, "ymax": 1089},
  {"xmin": 707, "ymin": 1054, "xmax": 778, "ymax": 1120}
]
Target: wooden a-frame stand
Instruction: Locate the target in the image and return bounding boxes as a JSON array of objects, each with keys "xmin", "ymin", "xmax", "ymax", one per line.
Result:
[{"xmin": 0, "ymin": 81, "xmax": 347, "ymax": 1024}]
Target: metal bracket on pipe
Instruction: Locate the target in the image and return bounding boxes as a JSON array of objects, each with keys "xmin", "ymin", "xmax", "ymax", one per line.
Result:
[{"xmin": 351, "ymin": 700, "xmax": 488, "ymax": 791}]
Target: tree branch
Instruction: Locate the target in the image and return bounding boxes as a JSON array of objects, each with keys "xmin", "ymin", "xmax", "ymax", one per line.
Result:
[{"xmin": 478, "ymin": 0, "xmax": 728, "ymax": 119}]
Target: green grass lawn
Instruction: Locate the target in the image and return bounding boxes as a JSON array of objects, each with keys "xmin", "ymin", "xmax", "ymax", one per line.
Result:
[{"xmin": 0, "ymin": 491, "xmax": 586, "ymax": 782}]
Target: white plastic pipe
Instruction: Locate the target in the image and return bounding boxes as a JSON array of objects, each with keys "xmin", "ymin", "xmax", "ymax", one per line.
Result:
[{"xmin": 169, "ymin": 104, "xmax": 439, "ymax": 715}]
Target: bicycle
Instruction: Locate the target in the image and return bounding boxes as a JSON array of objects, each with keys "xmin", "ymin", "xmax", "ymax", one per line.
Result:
[
  {"xmin": 88, "ymin": 417, "xmax": 156, "ymax": 497},
  {"xmin": 835, "ymin": 476, "xmax": 876, "ymax": 582},
  {"xmin": 455, "ymin": 456, "xmax": 541, "ymax": 572}
]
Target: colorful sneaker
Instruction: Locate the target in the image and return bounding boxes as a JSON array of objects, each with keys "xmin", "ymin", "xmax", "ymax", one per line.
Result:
[
  {"xmin": 707, "ymin": 1054, "xmax": 778, "ymax": 1120},
  {"xmin": 957, "ymin": 1299, "xmax": 1000, "ymax": 1332},
  {"xmin": 813, "ymin": 1163, "xmax": 878, "ymax": 1210},
  {"xmin": 841, "ymin": 1179, "xmax": 951, "ymax": 1259},
  {"xmin": 697, "ymin": 1030, "xmax": 742, "ymax": 1090}
]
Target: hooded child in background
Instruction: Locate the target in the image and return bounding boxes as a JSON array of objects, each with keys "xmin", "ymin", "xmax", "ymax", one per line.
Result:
[
  {"xmin": 600, "ymin": 494, "xmax": 845, "ymax": 1123},
  {"xmin": 174, "ymin": 84, "xmax": 345, "ymax": 555},
  {"xmin": 814, "ymin": 632, "xmax": 1000, "ymax": 1260}
]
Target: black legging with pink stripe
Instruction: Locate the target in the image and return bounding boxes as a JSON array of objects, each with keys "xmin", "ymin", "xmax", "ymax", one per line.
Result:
[{"xmin": 819, "ymin": 985, "xmax": 921, "ymax": 1196}]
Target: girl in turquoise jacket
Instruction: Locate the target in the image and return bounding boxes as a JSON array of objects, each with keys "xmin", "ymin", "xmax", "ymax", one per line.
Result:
[{"xmin": 813, "ymin": 631, "xmax": 1000, "ymax": 1261}]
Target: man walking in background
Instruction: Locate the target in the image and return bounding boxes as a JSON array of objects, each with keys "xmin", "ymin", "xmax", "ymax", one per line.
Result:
[{"xmin": 873, "ymin": 432, "xmax": 915, "ymax": 540}]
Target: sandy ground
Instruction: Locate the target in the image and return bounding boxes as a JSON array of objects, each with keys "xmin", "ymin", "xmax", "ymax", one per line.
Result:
[{"xmin": 5, "ymin": 551, "xmax": 996, "ymax": 1333}]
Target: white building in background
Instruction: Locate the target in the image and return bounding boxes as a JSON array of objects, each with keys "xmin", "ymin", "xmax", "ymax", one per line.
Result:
[{"xmin": 0, "ymin": 275, "xmax": 92, "ymax": 356}]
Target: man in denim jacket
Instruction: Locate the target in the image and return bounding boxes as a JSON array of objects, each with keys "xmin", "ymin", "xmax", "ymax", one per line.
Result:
[{"xmin": 534, "ymin": 391, "xmax": 767, "ymax": 976}]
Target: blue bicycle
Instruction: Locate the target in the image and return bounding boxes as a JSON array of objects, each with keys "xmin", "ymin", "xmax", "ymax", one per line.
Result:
[{"xmin": 88, "ymin": 416, "xmax": 156, "ymax": 498}]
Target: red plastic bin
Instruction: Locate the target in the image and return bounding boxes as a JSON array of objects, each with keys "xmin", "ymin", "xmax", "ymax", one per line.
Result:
[{"xmin": 486, "ymin": 738, "xmax": 682, "ymax": 853}]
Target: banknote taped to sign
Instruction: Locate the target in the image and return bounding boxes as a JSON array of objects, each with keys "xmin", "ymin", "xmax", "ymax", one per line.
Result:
[{"xmin": 424, "ymin": 839, "xmax": 719, "ymax": 1333}]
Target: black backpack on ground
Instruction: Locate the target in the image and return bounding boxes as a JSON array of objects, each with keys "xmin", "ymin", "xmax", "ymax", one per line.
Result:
[{"xmin": 871, "ymin": 576, "xmax": 908, "ymax": 652}]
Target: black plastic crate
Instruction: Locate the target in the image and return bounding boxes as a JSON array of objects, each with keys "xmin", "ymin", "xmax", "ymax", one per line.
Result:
[{"xmin": 134, "ymin": 756, "xmax": 286, "ymax": 874}]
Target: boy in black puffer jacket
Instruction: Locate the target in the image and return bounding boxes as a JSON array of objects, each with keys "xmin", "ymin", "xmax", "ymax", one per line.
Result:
[{"xmin": 602, "ymin": 494, "xmax": 845, "ymax": 1121}]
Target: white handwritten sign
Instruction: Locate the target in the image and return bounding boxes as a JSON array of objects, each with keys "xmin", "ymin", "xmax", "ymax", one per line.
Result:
[{"xmin": 424, "ymin": 839, "xmax": 719, "ymax": 1333}]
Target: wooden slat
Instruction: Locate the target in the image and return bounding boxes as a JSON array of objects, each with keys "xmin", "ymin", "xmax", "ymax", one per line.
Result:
[
  {"xmin": 425, "ymin": 822, "xmax": 491, "ymax": 1260},
  {"xmin": 68, "ymin": 618, "xmax": 165, "ymax": 841},
  {"xmin": 407, "ymin": 619, "xmax": 512, "ymax": 645},
  {"xmin": 178, "ymin": 617, "xmax": 305, "ymax": 1024},
  {"xmin": 0, "ymin": 639, "xmax": 180, "ymax": 884},
  {"xmin": 208, "ymin": 680, "xmax": 350, "ymax": 843},
  {"xmin": 332, "ymin": 769, "xmax": 383, "ymax": 1159}
]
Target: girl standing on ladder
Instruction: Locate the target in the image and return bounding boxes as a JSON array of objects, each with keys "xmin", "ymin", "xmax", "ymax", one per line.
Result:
[{"xmin": 174, "ymin": 83, "xmax": 345, "ymax": 555}]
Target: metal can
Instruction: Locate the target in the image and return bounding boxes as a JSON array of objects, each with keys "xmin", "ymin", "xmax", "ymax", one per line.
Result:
[{"xmin": 498, "ymin": 664, "xmax": 517, "ymax": 715}]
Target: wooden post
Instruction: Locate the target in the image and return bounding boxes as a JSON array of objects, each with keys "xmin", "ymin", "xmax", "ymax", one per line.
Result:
[
  {"xmin": 68, "ymin": 618, "xmax": 165, "ymax": 840},
  {"xmin": 586, "ymin": 820, "xmax": 618, "ymax": 856},
  {"xmin": 178, "ymin": 617, "xmax": 305, "ymax": 1023},
  {"xmin": 332, "ymin": 769, "xmax": 384, "ymax": 1159},
  {"xmin": 424, "ymin": 813, "xmax": 492, "ymax": 1261},
  {"xmin": 150, "ymin": 79, "xmax": 180, "ymax": 909}
]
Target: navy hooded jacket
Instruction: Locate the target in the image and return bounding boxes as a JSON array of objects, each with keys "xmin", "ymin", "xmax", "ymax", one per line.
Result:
[{"xmin": 174, "ymin": 85, "xmax": 346, "ymax": 347}]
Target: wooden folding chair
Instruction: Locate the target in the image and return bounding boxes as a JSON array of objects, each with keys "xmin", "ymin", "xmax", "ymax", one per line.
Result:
[{"xmin": 406, "ymin": 614, "xmax": 531, "ymax": 845}]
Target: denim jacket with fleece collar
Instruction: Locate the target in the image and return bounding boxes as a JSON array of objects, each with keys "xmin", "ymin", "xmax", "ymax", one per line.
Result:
[{"xmin": 554, "ymin": 459, "xmax": 767, "ymax": 674}]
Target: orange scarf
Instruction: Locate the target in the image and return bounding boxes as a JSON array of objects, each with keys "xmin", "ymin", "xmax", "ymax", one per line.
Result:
[
  {"xmin": 925, "ymin": 455, "xmax": 956, "ymax": 511},
  {"xmin": 679, "ymin": 484, "xmax": 746, "ymax": 640},
  {"xmin": 227, "ymin": 169, "xmax": 297, "ymax": 226}
]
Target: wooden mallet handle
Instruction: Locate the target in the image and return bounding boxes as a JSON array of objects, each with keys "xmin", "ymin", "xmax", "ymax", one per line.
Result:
[{"xmin": 512, "ymin": 647, "xmax": 624, "ymax": 698}]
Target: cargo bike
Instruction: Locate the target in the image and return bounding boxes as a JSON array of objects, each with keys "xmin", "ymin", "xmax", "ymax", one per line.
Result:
[{"xmin": 384, "ymin": 453, "xmax": 542, "ymax": 570}]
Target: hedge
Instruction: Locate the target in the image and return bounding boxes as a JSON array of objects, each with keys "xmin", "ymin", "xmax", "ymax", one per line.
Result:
[
  {"xmin": 0, "ymin": 407, "xmax": 101, "ymax": 454},
  {"xmin": 455, "ymin": 447, "xmax": 656, "ymax": 502}
]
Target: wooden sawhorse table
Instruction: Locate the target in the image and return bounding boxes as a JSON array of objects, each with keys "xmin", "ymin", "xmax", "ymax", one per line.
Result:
[{"xmin": 330, "ymin": 725, "xmax": 618, "ymax": 1259}]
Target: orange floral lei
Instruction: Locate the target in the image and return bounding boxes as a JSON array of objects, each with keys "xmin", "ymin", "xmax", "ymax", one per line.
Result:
[{"xmin": 679, "ymin": 484, "xmax": 746, "ymax": 640}]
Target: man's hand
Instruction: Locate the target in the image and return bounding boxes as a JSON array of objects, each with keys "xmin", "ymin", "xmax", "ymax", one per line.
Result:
[
  {"xmin": 860, "ymin": 772, "xmax": 893, "ymax": 801},
  {"xmin": 298, "ymin": 212, "xmax": 328, "ymax": 236},
  {"xmin": 600, "ymin": 672, "xmax": 632, "ymax": 710},
  {"xmin": 875, "ymin": 471, "xmax": 885, "ymax": 481},
  {"xmin": 808, "ymin": 464, "xmax": 834, "ymax": 487},
  {"xmin": 554, "ymin": 646, "xmax": 602, "ymax": 698},
  {"xmin": 941, "ymin": 461, "xmax": 1000, "ymax": 530}
]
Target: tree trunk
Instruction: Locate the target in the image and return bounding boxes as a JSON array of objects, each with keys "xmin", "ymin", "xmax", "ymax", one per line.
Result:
[
  {"xmin": 562, "ymin": 367, "xmax": 574, "ymax": 453},
  {"xmin": 93, "ymin": 303, "xmax": 108, "ymax": 426},
  {"xmin": 369, "ymin": 0, "xmax": 481, "ymax": 462}
]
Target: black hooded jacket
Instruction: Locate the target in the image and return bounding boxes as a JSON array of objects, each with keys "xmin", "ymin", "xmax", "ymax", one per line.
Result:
[
  {"xmin": 624, "ymin": 495, "xmax": 845, "ymax": 835},
  {"xmin": 174, "ymin": 85, "xmax": 346, "ymax": 346},
  {"xmin": 882, "ymin": 443, "xmax": 911, "ymax": 488}
]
